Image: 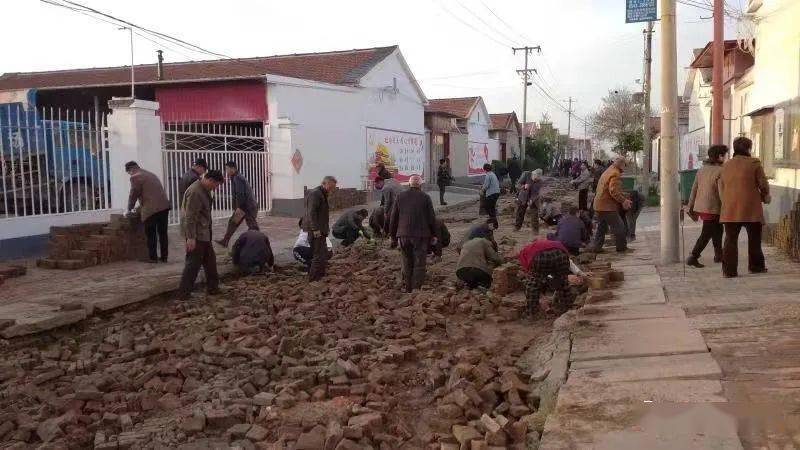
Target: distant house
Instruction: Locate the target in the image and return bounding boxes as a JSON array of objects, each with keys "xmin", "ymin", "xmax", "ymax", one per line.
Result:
[
  {"xmin": 0, "ymin": 46, "xmax": 428, "ymax": 216},
  {"xmin": 424, "ymin": 96, "xmax": 499, "ymax": 182},
  {"xmin": 489, "ymin": 112, "xmax": 521, "ymax": 161}
]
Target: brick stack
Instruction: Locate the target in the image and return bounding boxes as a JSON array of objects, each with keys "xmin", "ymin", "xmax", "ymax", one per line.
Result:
[
  {"xmin": 328, "ymin": 188, "xmax": 368, "ymax": 211},
  {"xmin": 37, "ymin": 214, "xmax": 149, "ymax": 270},
  {"xmin": 492, "ymin": 264, "xmax": 521, "ymax": 296},
  {"xmin": 765, "ymin": 199, "xmax": 800, "ymax": 262},
  {"xmin": 0, "ymin": 264, "xmax": 27, "ymax": 286}
]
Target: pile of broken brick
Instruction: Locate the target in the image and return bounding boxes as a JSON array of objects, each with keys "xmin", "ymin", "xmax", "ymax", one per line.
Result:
[{"xmin": 0, "ymin": 264, "xmax": 26, "ymax": 287}]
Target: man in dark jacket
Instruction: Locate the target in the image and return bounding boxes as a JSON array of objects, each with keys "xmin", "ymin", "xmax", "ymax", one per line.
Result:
[
  {"xmin": 232, "ymin": 228, "xmax": 274, "ymax": 275},
  {"xmin": 390, "ymin": 175, "xmax": 437, "ymax": 292},
  {"xmin": 377, "ymin": 166, "xmax": 401, "ymax": 235},
  {"xmin": 126, "ymin": 161, "xmax": 171, "ymax": 263},
  {"xmin": 178, "ymin": 170, "xmax": 225, "ymax": 300},
  {"xmin": 549, "ymin": 206, "xmax": 588, "ymax": 255},
  {"xmin": 507, "ymin": 156, "xmax": 522, "ymax": 194},
  {"xmin": 515, "ymin": 169, "xmax": 543, "ymax": 232},
  {"xmin": 178, "ymin": 158, "xmax": 208, "ymax": 206},
  {"xmin": 436, "ymin": 158, "xmax": 452, "ymax": 205},
  {"xmin": 332, "ymin": 208, "xmax": 369, "ymax": 246},
  {"xmin": 217, "ymin": 161, "xmax": 259, "ymax": 247},
  {"xmin": 303, "ymin": 176, "xmax": 337, "ymax": 281},
  {"xmin": 369, "ymin": 206, "xmax": 386, "ymax": 238}
]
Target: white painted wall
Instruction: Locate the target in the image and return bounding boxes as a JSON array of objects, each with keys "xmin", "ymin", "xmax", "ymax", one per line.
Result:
[{"xmin": 266, "ymin": 49, "xmax": 425, "ymax": 203}]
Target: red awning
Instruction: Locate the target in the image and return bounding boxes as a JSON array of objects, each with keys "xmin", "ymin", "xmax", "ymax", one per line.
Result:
[{"xmin": 156, "ymin": 81, "xmax": 267, "ymax": 122}]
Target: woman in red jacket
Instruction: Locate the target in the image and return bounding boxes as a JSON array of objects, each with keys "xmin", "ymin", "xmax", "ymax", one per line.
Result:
[{"xmin": 519, "ymin": 239, "xmax": 590, "ymax": 315}]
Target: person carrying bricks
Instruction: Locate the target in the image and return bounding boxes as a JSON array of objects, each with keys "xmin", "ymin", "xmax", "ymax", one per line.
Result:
[
  {"xmin": 125, "ymin": 161, "xmax": 171, "ymax": 263},
  {"xmin": 332, "ymin": 208, "xmax": 370, "ymax": 247},
  {"xmin": 178, "ymin": 169, "xmax": 225, "ymax": 300},
  {"xmin": 519, "ymin": 239, "xmax": 590, "ymax": 315},
  {"xmin": 456, "ymin": 235, "xmax": 504, "ymax": 289},
  {"xmin": 178, "ymin": 158, "xmax": 208, "ymax": 206},
  {"xmin": 216, "ymin": 161, "xmax": 259, "ymax": 248},
  {"xmin": 303, "ymin": 176, "xmax": 338, "ymax": 281},
  {"xmin": 390, "ymin": 175, "xmax": 438, "ymax": 292}
]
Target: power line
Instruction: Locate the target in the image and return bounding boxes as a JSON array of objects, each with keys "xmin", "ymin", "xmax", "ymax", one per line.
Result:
[
  {"xmin": 430, "ymin": 0, "xmax": 513, "ymax": 48},
  {"xmin": 452, "ymin": 0, "xmax": 523, "ymax": 47},
  {"xmin": 478, "ymin": 0, "xmax": 534, "ymax": 45},
  {"xmin": 418, "ymin": 70, "xmax": 503, "ymax": 81}
]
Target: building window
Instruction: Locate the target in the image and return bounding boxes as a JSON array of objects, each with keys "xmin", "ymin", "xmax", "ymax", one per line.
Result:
[{"xmin": 773, "ymin": 98, "xmax": 800, "ymax": 166}]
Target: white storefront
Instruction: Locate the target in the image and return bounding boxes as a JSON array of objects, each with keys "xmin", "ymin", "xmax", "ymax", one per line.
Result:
[{"xmin": 266, "ymin": 48, "xmax": 427, "ymax": 215}]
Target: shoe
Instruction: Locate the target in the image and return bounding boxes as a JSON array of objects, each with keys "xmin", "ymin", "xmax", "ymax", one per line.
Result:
[
  {"xmin": 617, "ymin": 248, "xmax": 636, "ymax": 254},
  {"xmin": 687, "ymin": 256, "xmax": 704, "ymax": 268},
  {"xmin": 159, "ymin": 257, "xmax": 168, "ymax": 263},
  {"xmin": 723, "ymin": 273, "xmax": 738, "ymax": 278},
  {"xmin": 749, "ymin": 268, "xmax": 768, "ymax": 274},
  {"xmin": 441, "ymin": 202, "xmax": 448, "ymax": 206},
  {"xmin": 147, "ymin": 259, "xmax": 159, "ymax": 264}
]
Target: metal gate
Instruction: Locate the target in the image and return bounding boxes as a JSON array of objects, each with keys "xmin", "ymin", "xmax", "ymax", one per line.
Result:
[
  {"xmin": 161, "ymin": 122, "xmax": 270, "ymax": 225},
  {"xmin": 1, "ymin": 104, "xmax": 111, "ymax": 220}
]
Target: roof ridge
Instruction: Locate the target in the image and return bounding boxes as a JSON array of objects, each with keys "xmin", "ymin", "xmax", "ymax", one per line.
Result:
[{"xmin": 0, "ymin": 45, "xmax": 399, "ymax": 78}]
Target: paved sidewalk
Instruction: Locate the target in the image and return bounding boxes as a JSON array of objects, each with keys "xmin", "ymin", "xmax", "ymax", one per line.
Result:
[
  {"xmin": 540, "ymin": 209, "xmax": 743, "ymax": 449},
  {"xmin": 0, "ymin": 191, "xmax": 478, "ymax": 339}
]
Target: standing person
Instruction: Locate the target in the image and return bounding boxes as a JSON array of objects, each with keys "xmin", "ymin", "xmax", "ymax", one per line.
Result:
[
  {"xmin": 686, "ymin": 145, "xmax": 728, "ymax": 268},
  {"xmin": 303, "ymin": 176, "xmax": 338, "ymax": 281},
  {"xmin": 178, "ymin": 158, "xmax": 208, "ymax": 205},
  {"xmin": 588, "ymin": 158, "xmax": 633, "ymax": 253},
  {"xmin": 332, "ymin": 208, "xmax": 369, "ymax": 247},
  {"xmin": 125, "ymin": 161, "xmax": 171, "ymax": 263},
  {"xmin": 369, "ymin": 206, "xmax": 385, "ymax": 238},
  {"xmin": 624, "ymin": 189, "xmax": 643, "ymax": 241},
  {"xmin": 177, "ymin": 170, "xmax": 225, "ymax": 300},
  {"xmin": 507, "ymin": 155, "xmax": 522, "ymax": 194},
  {"xmin": 390, "ymin": 175, "xmax": 437, "ymax": 292},
  {"xmin": 456, "ymin": 236, "xmax": 504, "ymax": 289},
  {"xmin": 515, "ymin": 169, "xmax": 543, "ymax": 232},
  {"xmin": 377, "ymin": 166, "xmax": 400, "ymax": 235},
  {"xmin": 482, "ymin": 163, "xmax": 501, "ymax": 229},
  {"xmin": 719, "ymin": 137, "xmax": 770, "ymax": 277},
  {"xmin": 571, "ymin": 161, "xmax": 593, "ymax": 211},
  {"xmin": 231, "ymin": 227, "xmax": 274, "ymax": 275},
  {"xmin": 519, "ymin": 239, "xmax": 590, "ymax": 315},
  {"xmin": 570, "ymin": 158, "xmax": 581, "ymax": 179},
  {"xmin": 216, "ymin": 161, "xmax": 259, "ymax": 248},
  {"xmin": 436, "ymin": 158, "xmax": 453, "ymax": 206}
]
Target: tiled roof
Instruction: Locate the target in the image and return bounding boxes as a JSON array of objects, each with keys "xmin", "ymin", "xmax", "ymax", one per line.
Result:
[
  {"xmin": 523, "ymin": 122, "xmax": 539, "ymax": 137},
  {"xmin": 425, "ymin": 97, "xmax": 479, "ymax": 119},
  {"xmin": 489, "ymin": 113, "xmax": 518, "ymax": 131},
  {"xmin": 0, "ymin": 46, "xmax": 398, "ymax": 91}
]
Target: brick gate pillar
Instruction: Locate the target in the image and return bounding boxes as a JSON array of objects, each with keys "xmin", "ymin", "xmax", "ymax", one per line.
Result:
[{"xmin": 106, "ymin": 98, "xmax": 162, "ymax": 212}]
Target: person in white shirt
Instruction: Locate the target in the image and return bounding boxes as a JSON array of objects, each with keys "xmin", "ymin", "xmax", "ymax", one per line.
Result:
[{"xmin": 293, "ymin": 219, "xmax": 333, "ymax": 270}]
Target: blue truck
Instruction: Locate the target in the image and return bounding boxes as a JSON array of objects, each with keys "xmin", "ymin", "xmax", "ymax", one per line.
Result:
[{"xmin": 0, "ymin": 91, "xmax": 107, "ymax": 216}]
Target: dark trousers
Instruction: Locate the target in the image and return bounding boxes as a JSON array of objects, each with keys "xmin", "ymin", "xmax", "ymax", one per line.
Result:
[
  {"xmin": 399, "ymin": 237, "xmax": 428, "ymax": 292},
  {"xmin": 591, "ymin": 211, "xmax": 628, "ymax": 252},
  {"xmin": 308, "ymin": 234, "xmax": 329, "ymax": 281},
  {"xmin": 510, "ymin": 177, "xmax": 519, "ymax": 194},
  {"xmin": 456, "ymin": 267, "xmax": 492, "ymax": 289},
  {"xmin": 578, "ymin": 189, "xmax": 589, "ymax": 211},
  {"xmin": 722, "ymin": 222, "xmax": 765, "ymax": 277},
  {"xmin": 333, "ymin": 228, "xmax": 359, "ymax": 247},
  {"xmin": 144, "ymin": 209, "xmax": 170, "ymax": 261},
  {"xmin": 178, "ymin": 240, "xmax": 219, "ymax": 298},
  {"xmin": 220, "ymin": 209, "xmax": 259, "ymax": 245},
  {"xmin": 691, "ymin": 218, "xmax": 723, "ymax": 260},
  {"xmin": 485, "ymin": 193, "xmax": 500, "ymax": 228},
  {"xmin": 525, "ymin": 249, "xmax": 574, "ymax": 315},
  {"xmin": 515, "ymin": 203, "xmax": 540, "ymax": 232},
  {"xmin": 625, "ymin": 208, "xmax": 641, "ymax": 239},
  {"xmin": 438, "ymin": 183, "xmax": 447, "ymax": 205}
]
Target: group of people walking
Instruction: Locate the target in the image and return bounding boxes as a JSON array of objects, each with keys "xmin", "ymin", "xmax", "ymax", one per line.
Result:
[{"xmin": 686, "ymin": 137, "xmax": 770, "ymax": 277}]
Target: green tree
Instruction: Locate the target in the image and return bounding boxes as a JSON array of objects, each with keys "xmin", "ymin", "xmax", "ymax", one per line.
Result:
[
  {"xmin": 591, "ymin": 88, "xmax": 645, "ymax": 167},
  {"xmin": 524, "ymin": 136, "xmax": 554, "ymax": 171}
]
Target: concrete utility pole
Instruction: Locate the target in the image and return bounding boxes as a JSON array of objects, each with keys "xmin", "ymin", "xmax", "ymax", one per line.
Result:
[
  {"xmin": 660, "ymin": 0, "xmax": 680, "ymax": 264},
  {"xmin": 565, "ymin": 97, "xmax": 574, "ymax": 159},
  {"xmin": 711, "ymin": 0, "xmax": 724, "ymax": 145},
  {"xmin": 642, "ymin": 21, "xmax": 654, "ymax": 195},
  {"xmin": 584, "ymin": 121, "xmax": 589, "ymax": 160},
  {"xmin": 513, "ymin": 46, "xmax": 541, "ymax": 156}
]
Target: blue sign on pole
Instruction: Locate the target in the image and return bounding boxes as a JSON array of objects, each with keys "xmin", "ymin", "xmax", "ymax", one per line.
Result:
[{"xmin": 626, "ymin": 0, "xmax": 657, "ymax": 23}]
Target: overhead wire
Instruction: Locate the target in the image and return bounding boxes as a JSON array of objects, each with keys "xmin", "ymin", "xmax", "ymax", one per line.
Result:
[
  {"xmin": 430, "ymin": 0, "xmax": 514, "ymax": 48},
  {"xmin": 452, "ymin": 0, "xmax": 524, "ymax": 47}
]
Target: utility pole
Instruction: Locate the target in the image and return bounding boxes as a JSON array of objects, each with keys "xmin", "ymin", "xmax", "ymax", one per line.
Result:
[
  {"xmin": 584, "ymin": 121, "xmax": 589, "ymax": 161},
  {"xmin": 119, "ymin": 26, "xmax": 135, "ymax": 98},
  {"xmin": 660, "ymin": 0, "xmax": 680, "ymax": 264},
  {"xmin": 565, "ymin": 97, "xmax": 574, "ymax": 159},
  {"xmin": 711, "ymin": 0, "xmax": 724, "ymax": 145},
  {"xmin": 513, "ymin": 46, "xmax": 541, "ymax": 157},
  {"xmin": 642, "ymin": 21, "xmax": 654, "ymax": 196}
]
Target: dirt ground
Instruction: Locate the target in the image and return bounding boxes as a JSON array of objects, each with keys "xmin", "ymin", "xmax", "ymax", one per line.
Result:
[{"xmin": 0, "ymin": 189, "xmax": 573, "ymax": 450}]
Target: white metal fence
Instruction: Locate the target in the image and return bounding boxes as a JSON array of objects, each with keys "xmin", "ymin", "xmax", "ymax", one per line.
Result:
[
  {"xmin": 1, "ymin": 104, "xmax": 110, "ymax": 220},
  {"xmin": 161, "ymin": 122, "xmax": 270, "ymax": 225}
]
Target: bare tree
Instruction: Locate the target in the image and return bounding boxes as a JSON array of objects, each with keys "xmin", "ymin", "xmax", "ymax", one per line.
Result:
[{"xmin": 591, "ymin": 88, "xmax": 645, "ymax": 165}]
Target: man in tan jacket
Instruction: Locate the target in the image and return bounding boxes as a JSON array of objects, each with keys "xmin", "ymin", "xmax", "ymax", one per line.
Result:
[
  {"xmin": 719, "ymin": 137, "xmax": 770, "ymax": 277},
  {"xmin": 125, "ymin": 161, "xmax": 171, "ymax": 263},
  {"xmin": 588, "ymin": 158, "xmax": 632, "ymax": 253},
  {"xmin": 178, "ymin": 169, "xmax": 225, "ymax": 300},
  {"xmin": 686, "ymin": 145, "xmax": 727, "ymax": 268}
]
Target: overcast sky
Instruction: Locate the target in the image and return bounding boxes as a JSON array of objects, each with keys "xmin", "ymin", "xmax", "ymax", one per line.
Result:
[{"xmin": 2, "ymin": 0, "xmax": 742, "ymax": 144}]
